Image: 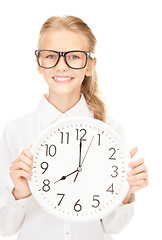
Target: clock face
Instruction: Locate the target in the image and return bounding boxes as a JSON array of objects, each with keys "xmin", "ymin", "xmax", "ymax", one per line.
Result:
[{"xmin": 29, "ymin": 117, "xmax": 130, "ymax": 222}]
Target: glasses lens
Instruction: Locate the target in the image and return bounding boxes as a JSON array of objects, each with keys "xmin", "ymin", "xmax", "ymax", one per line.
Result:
[
  {"xmin": 38, "ymin": 51, "xmax": 58, "ymax": 68},
  {"xmin": 66, "ymin": 51, "xmax": 87, "ymax": 69}
]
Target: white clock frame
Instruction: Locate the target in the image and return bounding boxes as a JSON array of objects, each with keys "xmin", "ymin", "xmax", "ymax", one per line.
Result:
[{"xmin": 29, "ymin": 117, "xmax": 130, "ymax": 223}]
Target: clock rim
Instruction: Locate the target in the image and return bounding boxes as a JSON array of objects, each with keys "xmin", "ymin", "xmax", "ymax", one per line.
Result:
[{"xmin": 29, "ymin": 116, "xmax": 130, "ymax": 223}]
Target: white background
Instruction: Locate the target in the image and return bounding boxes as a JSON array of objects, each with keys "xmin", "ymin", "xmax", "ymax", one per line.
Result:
[{"xmin": 0, "ymin": 0, "xmax": 161, "ymax": 239}]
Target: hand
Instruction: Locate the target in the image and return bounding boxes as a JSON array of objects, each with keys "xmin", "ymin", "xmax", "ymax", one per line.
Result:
[
  {"xmin": 80, "ymin": 135, "xmax": 94, "ymax": 166},
  {"xmin": 54, "ymin": 169, "xmax": 79, "ymax": 184},
  {"xmin": 74, "ymin": 136, "xmax": 94, "ymax": 182},
  {"xmin": 10, "ymin": 149, "xmax": 33, "ymax": 200},
  {"xmin": 74, "ymin": 139, "xmax": 83, "ymax": 182},
  {"xmin": 123, "ymin": 146, "xmax": 149, "ymax": 204}
]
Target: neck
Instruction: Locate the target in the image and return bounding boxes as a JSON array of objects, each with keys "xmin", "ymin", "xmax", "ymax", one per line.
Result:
[{"xmin": 47, "ymin": 90, "xmax": 81, "ymax": 113}]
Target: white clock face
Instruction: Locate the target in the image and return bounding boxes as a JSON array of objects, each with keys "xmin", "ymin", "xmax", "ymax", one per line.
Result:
[{"xmin": 29, "ymin": 117, "xmax": 130, "ymax": 222}]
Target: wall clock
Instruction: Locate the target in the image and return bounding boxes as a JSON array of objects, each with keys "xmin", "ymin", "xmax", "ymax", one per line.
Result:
[{"xmin": 29, "ymin": 117, "xmax": 130, "ymax": 222}]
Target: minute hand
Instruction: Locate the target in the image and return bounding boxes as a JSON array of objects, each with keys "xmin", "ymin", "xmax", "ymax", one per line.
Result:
[{"xmin": 80, "ymin": 135, "xmax": 94, "ymax": 167}]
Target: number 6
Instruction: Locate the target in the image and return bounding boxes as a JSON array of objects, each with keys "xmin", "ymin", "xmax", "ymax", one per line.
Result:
[{"xmin": 74, "ymin": 199, "xmax": 82, "ymax": 212}]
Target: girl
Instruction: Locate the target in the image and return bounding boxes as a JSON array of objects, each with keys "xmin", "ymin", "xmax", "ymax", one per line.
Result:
[{"xmin": 0, "ymin": 15, "xmax": 148, "ymax": 240}]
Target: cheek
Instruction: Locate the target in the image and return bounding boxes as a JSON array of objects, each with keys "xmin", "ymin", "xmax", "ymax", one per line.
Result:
[
  {"xmin": 78, "ymin": 74, "xmax": 85, "ymax": 83},
  {"xmin": 42, "ymin": 70, "xmax": 52, "ymax": 81},
  {"xmin": 74, "ymin": 69, "xmax": 87, "ymax": 82}
]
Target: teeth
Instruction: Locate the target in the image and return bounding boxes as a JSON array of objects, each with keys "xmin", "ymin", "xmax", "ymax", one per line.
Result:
[{"xmin": 54, "ymin": 77, "xmax": 72, "ymax": 81}]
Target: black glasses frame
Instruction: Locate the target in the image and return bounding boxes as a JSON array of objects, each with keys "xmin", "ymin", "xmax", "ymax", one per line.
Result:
[{"xmin": 35, "ymin": 50, "xmax": 95, "ymax": 70}]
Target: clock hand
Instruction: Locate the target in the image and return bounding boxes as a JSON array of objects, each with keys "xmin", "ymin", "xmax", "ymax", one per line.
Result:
[
  {"xmin": 73, "ymin": 139, "xmax": 83, "ymax": 182},
  {"xmin": 79, "ymin": 139, "xmax": 82, "ymax": 167},
  {"xmin": 54, "ymin": 169, "xmax": 79, "ymax": 184},
  {"xmin": 73, "ymin": 171, "xmax": 79, "ymax": 182},
  {"xmin": 74, "ymin": 136, "xmax": 94, "ymax": 182},
  {"xmin": 81, "ymin": 135, "xmax": 94, "ymax": 167}
]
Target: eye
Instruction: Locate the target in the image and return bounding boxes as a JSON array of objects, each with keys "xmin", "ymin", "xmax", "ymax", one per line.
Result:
[
  {"xmin": 69, "ymin": 54, "xmax": 80, "ymax": 60},
  {"xmin": 46, "ymin": 55, "xmax": 57, "ymax": 59}
]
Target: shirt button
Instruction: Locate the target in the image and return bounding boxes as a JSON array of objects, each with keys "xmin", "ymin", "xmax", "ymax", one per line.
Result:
[{"xmin": 65, "ymin": 232, "xmax": 71, "ymax": 239}]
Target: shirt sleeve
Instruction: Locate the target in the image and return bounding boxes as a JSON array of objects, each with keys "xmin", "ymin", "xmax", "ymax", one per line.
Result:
[
  {"xmin": 101, "ymin": 201, "xmax": 134, "ymax": 234},
  {"xmin": 101, "ymin": 116, "xmax": 135, "ymax": 234},
  {"xmin": 0, "ymin": 122, "xmax": 31, "ymax": 236}
]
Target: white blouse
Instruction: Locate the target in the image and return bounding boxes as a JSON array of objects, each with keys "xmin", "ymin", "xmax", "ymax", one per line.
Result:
[{"xmin": 0, "ymin": 94, "xmax": 134, "ymax": 240}]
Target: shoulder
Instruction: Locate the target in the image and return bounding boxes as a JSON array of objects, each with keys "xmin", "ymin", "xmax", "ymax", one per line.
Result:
[
  {"xmin": 105, "ymin": 115, "xmax": 125, "ymax": 142},
  {"xmin": 1, "ymin": 111, "xmax": 37, "ymax": 154},
  {"xmin": 6, "ymin": 112, "xmax": 36, "ymax": 131},
  {"xmin": 3, "ymin": 111, "xmax": 36, "ymax": 141}
]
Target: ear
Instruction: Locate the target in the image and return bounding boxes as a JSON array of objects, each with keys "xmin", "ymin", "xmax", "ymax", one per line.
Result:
[
  {"xmin": 85, "ymin": 58, "xmax": 97, "ymax": 77},
  {"xmin": 35, "ymin": 57, "xmax": 43, "ymax": 75}
]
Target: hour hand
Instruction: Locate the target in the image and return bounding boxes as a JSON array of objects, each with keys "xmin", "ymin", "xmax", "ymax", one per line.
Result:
[{"xmin": 54, "ymin": 169, "xmax": 79, "ymax": 184}]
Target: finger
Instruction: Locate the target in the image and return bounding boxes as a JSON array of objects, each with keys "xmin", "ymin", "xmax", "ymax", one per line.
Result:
[
  {"xmin": 128, "ymin": 172, "xmax": 148, "ymax": 183},
  {"xmin": 129, "ymin": 179, "xmax": 148, "ymax": 188},
  {"xmin": 129, "ymin": 185, "xmax": 143, "ymax": 193},
  {"xmin": 10, "ymin": 160, "xmax": 33, "ymax": 174},
  {"xmin": 129, "ymin": 146, "xmax": 138, "ymax": 159},
  {"xmin": 128, "ymin": 157, "xmax": 144, "ymax": 168},
  {"xmin": 21, "ymin": 149, "xmax": 33, "ymax": 160},
  {"xmin": 11, "ymin": 150, "xmax": 33, "ymax": 170},
  {"xmin": 127, "ymin": 164, "xmax": 148, "ymax": 176},
  {"xmin": 19, "ymin": 154, "xmax": 33, "ymax": 168},
  {"xmin": 10, "ymin": 169, "xmax": 32, "ymax": 181}
]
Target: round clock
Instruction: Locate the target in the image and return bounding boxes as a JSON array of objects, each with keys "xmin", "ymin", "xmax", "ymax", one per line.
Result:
[{"xmin": 29, "ymin": 117, "xmax": 130, "ymax": 223}]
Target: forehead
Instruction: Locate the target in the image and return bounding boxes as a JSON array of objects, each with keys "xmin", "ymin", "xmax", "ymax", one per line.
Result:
[{"xmin": 40, "ymin": 29, "xmax": 89, "ymax": 52}]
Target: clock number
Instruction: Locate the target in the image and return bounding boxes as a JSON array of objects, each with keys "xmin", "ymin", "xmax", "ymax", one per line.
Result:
[
  {"xmin": 111, "ymin": 165, "xmax": 118, "ymax": 178},
  {"xmin": 106, "ymin": 183, "xmax": 114, "ymax": 194},
  {"xmin": 42, "ymin": 179, "xmax": 50, "ymax": 192},
  {"xmin": 40, "ymin": 162, "xmax": 48, "ymax": 174},
  {"xmin": 76, "ymin": 128, "xmax": 87, "ymax": 141},
  {"xmin": 109, "ymin": 148, "xmax": 116, "ymax": 160},
  {"xmin": 57, "ymin": 193, "xmax": 65, "ymax": 206},
  {"xmin": 92, "ymin": 195, "xmax": 100, "ymax": 208},
  {"xmin": 45, "ymin": 144, "xmax": 57, "ymax": 157},
  {"xmin": 74, "ymin": 199, "xmax": 82, "ymax": 212},
  {"xmin": 60, "ymin": 132, "xmax": 69, "ymax": 144}
]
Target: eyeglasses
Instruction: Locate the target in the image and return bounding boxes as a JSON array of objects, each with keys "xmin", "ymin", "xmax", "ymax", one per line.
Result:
[{"xmin": 35, "ymin": 50, "xmax": 95, "ymax": 70}]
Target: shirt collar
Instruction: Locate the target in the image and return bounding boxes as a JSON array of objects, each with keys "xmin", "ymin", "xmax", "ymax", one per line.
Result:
[{"xmin": 37, "ymin": 94, "xmax": 93, "ymax": 129}]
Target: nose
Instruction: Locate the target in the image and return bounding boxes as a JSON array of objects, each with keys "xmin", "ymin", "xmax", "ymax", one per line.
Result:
[{"xmin": 55, "ymin": 56, "xmax": 69, "ymax": 71}]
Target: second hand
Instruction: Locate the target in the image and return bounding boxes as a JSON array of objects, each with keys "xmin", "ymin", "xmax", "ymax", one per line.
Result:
[{"xmin": 80, "ymin": 135, "xmax": 94, "ymax": 167}]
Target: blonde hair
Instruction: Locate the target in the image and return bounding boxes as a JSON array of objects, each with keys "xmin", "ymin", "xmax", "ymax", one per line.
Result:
[{"xmin": 38, "ymin": 15, "xmax": 107, "ymax": 122}]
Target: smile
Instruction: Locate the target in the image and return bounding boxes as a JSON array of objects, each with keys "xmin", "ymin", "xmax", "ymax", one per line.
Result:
[{"xmin": 53, "ymin": 76, "xmax": 74, "ymax": 83}]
